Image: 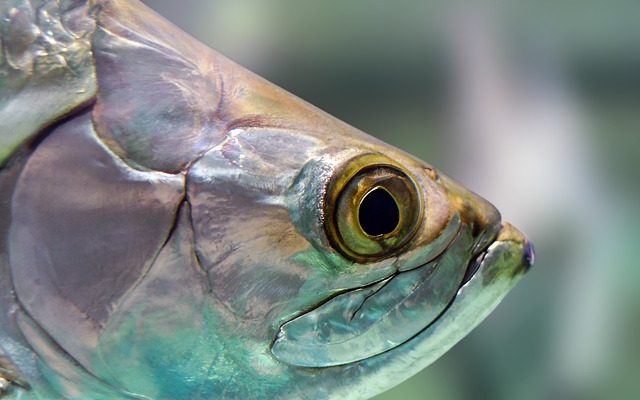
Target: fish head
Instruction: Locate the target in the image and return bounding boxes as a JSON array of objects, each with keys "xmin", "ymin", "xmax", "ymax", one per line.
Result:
[
  {"xmin": 90, "ymin": 74, "xmax": 532, "ymax": 398},
  {"xmin": 4, "ymin": 1, "xmax": 532, "ymax": 398},
  {"xmin": 175, "ymin": 118, "xmax": 533, "ymax": 397},
  {"xmin": 87, "ymin": 1, "xmax": 536, "ymax": 397}
]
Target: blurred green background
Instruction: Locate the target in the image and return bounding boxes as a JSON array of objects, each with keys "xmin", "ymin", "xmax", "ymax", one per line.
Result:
[{"xmin": 142, "ymin": 1, "xmax": 640, "ymax": 399}]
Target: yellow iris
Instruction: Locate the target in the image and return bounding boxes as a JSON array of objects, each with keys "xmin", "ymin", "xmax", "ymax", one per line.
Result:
[{"xmin": 325, "ymin": 154, "xmax": 423, "ymax": 262}]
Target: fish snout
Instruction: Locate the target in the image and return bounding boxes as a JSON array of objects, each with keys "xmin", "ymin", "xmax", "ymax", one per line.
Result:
[
  {"xmin": 495, "ymin": 222, "xmax": 535, "ymax": 272},
  {"xmin": 438, "ymin": 174, "xmax": 502, "ymax": 254},
  {"xmin": 433, "ymin": 174, "xmax": 534, "ymax": 283}
]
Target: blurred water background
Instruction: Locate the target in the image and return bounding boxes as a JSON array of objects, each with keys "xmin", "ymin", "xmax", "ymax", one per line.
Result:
[{"xmin": 142, "ymin": 1, "xmax": 640, "ymax": 399}]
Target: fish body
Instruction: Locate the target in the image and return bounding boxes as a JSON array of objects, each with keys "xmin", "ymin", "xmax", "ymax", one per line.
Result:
[{"xmin": 0, "ymin": 1, "xmax": 533, "ymax": 399}]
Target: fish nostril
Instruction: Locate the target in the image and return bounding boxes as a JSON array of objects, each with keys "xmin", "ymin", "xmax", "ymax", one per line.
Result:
[{"xmin": 522, "ymin": 241, "xmax": 535, "ymax": 270}]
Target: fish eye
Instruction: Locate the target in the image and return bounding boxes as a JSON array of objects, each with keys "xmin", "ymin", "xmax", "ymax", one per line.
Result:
[{"xmin": 324, "ymin": 154, "xmax": 423, "ymax": 262}]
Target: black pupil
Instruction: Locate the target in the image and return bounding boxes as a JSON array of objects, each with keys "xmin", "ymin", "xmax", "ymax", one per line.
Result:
[{"xmin": 358, "ymin": 187, "xmax": 400, "ymax": 236}]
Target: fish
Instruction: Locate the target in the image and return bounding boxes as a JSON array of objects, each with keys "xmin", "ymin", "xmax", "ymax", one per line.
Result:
[{"xmin": 0, "ymin": 0, "xmax": 533, "ymax": 399}]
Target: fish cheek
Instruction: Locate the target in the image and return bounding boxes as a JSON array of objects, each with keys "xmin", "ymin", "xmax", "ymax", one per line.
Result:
[{"xmin": 187, "ymin": 150, "xmax": 314, "ymax": 338}]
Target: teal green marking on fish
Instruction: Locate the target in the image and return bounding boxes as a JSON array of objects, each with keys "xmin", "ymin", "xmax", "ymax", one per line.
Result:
[{"xmin": 0, "ymin": 0, "xmax": 534, "ymax": 399}]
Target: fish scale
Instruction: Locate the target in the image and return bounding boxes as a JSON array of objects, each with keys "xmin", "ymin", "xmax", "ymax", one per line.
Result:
[{"xmin": 0, "ymin": 0, "xmax": 95, "ymax": 165}]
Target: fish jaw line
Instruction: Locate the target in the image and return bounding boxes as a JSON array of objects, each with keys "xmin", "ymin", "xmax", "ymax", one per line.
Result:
[
  {"xmin": 319, "ymin": 223, "xmax": 533, "ymax": 400},
  {"xmin": 396, "ymin": 222, "xmax": 533, "ymax": 355},
  {"xmin": 270, "ymin": 222, "xmax": 530, "ymax": 368},
  {"xmin": 269, "ymin": 223, "xmax": 479, "ymax": 367}
]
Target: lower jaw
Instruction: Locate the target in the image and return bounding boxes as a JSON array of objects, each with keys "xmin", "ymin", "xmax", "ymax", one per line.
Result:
[{"xmin": 344, "ymin": 230, "xmax": 530, "ymax": 397}]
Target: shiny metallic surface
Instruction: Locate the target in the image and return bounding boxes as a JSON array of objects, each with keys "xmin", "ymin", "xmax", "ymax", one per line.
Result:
[{"xmin": 0, "ymin": 1, "xmax": 532, "ymax": 399}]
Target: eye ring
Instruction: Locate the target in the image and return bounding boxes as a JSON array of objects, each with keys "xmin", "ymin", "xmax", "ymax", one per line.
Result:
[{"xmin": 324, "ymin": 154, "xmax": 423, "ymax": 262}]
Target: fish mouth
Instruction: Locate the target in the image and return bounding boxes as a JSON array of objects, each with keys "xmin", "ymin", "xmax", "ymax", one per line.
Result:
[
  {"xmin": 459, "ymin": 223, "xmax": 533, "ymax": 286},
  {"xmin": 271, "ymin": 223, "xmax": 532, "ymax": 368},
  {"xmin": 460, "ymin": 230, "xmax": 497, "ymax": 287}
]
